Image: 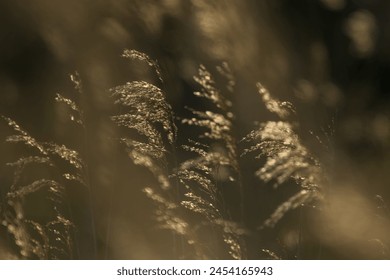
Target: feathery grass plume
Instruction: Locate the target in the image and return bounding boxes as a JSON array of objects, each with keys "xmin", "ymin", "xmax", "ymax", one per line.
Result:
[
  {"xmin": 177, "ymin": 63, "xmax": 246, "ymax": 259},
  {"xmin": 110, "ymin": 50, "xmax": 176, "ymax": 190},
  {"xmin": 143, "ymin": 186, "xmax": 214, "ymax": 259},
  {"xmin": 243, "ymin": 83, "xmax": 324, "ymax": 228},
  {"xmin": 111, "ymin": 51, "xmax": 245, "ymax": 258},
  {"xmin": 111, "ymin": 50, "xmax": 197, "ymax": 256},
  {"xmin": 55, "ymin": 72, "xmax": 84, "ymax": 127},
  {"xmin": 1, "ymin": 117, "xmax": 76, "ymax": 259},
  {"xmin": 55, "ymin": 94, "xmax": 84, "ymax": 126},
  {"xmin": 52, "ymin": 72, "xmax": 89, "ymax": 189},
  {"xmin": 256, "ymin": 83, "xmax": 295, "ymax": 119},
  {"xmin": 122, "ymin": 49, "xmax": 163, "ymax": 85},
  {"xmin": 49, "ymin": 73, "xmax": 87, "ymax": 188},
  {"xmin": 182, "ymin": 64, "xmax": 238, "ymax": 172},
  {"xmin": 0, "ymin": 76, "xmax": 88, "ymax": 258}
]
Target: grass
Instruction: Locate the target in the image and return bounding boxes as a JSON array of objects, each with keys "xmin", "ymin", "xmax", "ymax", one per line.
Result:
[{"xmin": 0, "ymin": 48, "xmax": 388, "ymax": 260}]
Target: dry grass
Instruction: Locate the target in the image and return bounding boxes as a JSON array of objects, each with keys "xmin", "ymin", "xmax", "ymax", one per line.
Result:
[{"xmin": 0, "ymin": 48, "xmax": 389, "ymax": 260}]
